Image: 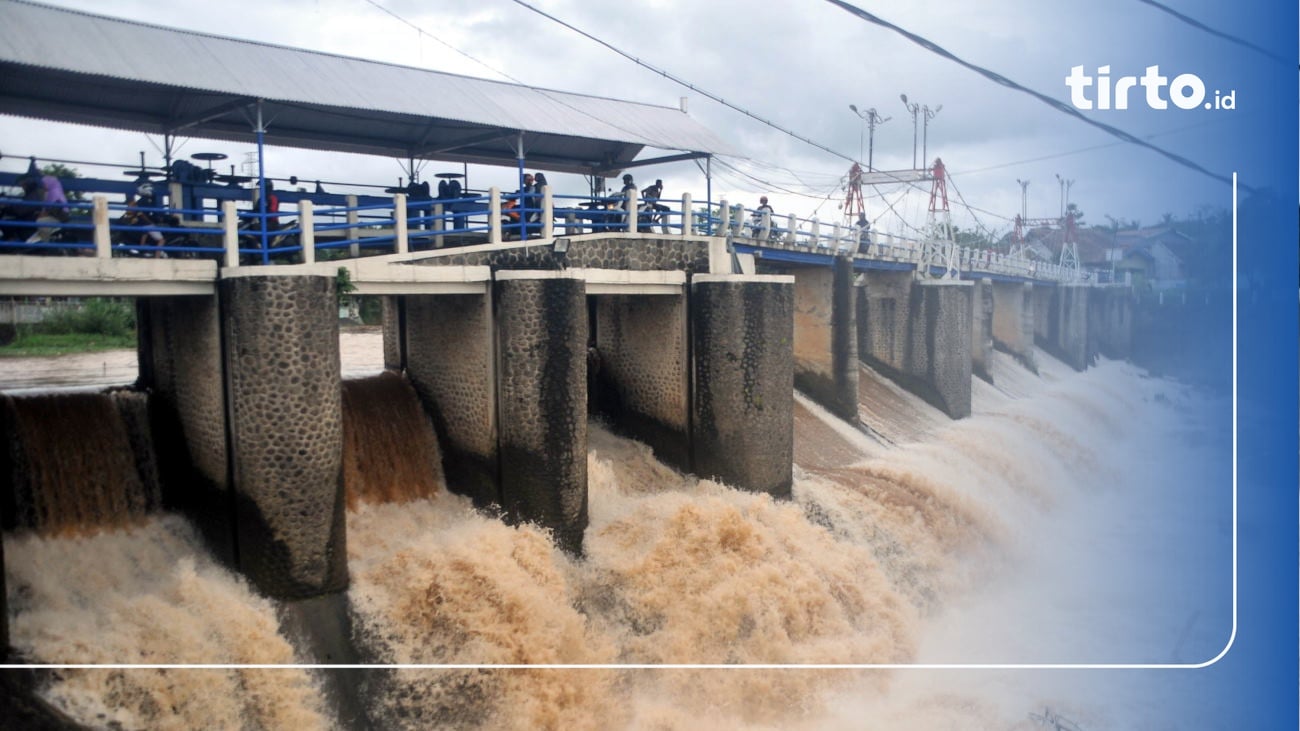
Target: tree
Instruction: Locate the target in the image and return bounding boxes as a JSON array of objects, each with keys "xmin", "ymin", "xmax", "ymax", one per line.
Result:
[
  {"xmin": 40, "ymin": 163, "xmax": 84, "ymax": 202},
  {"xmin": 1064, "ymin": 201, "xmax": 1085, "ymax": 226}
]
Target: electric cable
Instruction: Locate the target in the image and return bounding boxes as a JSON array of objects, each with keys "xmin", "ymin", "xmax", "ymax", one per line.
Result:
[
  {"xmin": 821, "ymin": 0, "xmax": 1250, "ymax": 193},
  {"xmin": 506, "ymin": 0, "xmax": 857, "ymax": 164}
]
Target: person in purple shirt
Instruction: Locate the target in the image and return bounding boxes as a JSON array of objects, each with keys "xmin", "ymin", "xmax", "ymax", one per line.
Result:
[{"xmin": 27, "ymin": 174, "xmax": 69, "ymax": 243}]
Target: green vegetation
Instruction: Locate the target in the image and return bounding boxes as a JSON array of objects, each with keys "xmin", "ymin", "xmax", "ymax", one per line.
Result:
[
  {"xmin": 0, "ymin": 332, "xmax": 136, "ymax": 356},
  {"xmin": 0, "ymin": 298, "xmax": 136, "ymax": 356}
]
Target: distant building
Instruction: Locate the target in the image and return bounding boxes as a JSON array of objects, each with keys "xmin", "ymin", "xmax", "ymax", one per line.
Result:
[{"xmin": 1113, "ymin": 226, "xmax": 1189, "ymax": 291}]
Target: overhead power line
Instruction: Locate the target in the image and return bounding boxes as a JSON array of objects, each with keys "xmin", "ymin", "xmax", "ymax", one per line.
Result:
[
  {"xmin": 505, "ymin": 0, "xmax": 856, "ymax": 164},
  {"xmin": 821, "ymin": 0, "xmax": 1251, "ymax": 193},
  {"xmin": 1134, "ymin": 0, "xmax": 1289, "ymax": 66}
]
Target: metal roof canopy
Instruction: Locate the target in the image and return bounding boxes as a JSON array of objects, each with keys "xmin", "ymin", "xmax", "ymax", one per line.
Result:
[{"xmin": 0, "ymin": 0, "xmax": 732, "ymax": 176}]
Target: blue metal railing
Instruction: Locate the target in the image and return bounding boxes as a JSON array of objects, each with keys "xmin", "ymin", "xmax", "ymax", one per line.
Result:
[{"xmin": 1, "ymin": 178, "xmax": 1079, "ymax": 282}]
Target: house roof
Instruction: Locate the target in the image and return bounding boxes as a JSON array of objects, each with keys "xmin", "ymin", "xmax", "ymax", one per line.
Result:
[
  {"xmin": 0, "ymin": 0, "xmax": 733, "ymax": 175},
  {"xmin": 1022, "ymin": 225, "xmax": 1118, "ymax": 266}
]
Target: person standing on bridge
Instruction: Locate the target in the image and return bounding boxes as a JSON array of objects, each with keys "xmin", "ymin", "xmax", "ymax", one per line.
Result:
[
  {"xmin": 641, "ymin": 178, "xmax": 669, "ymax": 233},
  {"xmin": 751, "ymin": 196, "xmax": 775, "ymax": 240}
]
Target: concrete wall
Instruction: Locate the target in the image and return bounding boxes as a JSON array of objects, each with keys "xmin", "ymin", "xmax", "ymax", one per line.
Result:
[
  {"xmin": 970, "ymin": 278, "xmax": 994, "ymax": 384},
  {"xmin": 691, "ymin": 274, "xmax": 794, "ymax": 498},
  {"xmin": 791, "ymin": 258, "xmax": 859, "ymax": 422},
  {"xmin": 403, "ymin": 292, "xmax": 499, "ymax": 507},
  {"xmin": 222, "ymin": 274, "xmax": 348, "ymax": 599},
  {"xmin": 495, "ymin": 272, "xmax": 588, "ymax": 555},
  {"xmin": 991, "ymin": 280, "xmax": 1037, "ymax": 373},
  {"xmin": 593, "ymin": 293, "xmax": 690, "ymax": 471},
  {"xmin": 858, "ymin": 271, "xmax": 973, "ymax": 419},
  {"xmin": 138, "ymin": 295, "xmax": 233, "ymax": 563}
]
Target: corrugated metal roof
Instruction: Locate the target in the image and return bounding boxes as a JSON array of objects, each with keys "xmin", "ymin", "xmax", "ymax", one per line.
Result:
[{"xmin": 0, "ymin": 0, "xmax": 732, "ymax": 173}]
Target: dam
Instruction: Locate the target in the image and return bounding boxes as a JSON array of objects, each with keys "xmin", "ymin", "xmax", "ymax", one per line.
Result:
[{"xmin": 0, "ymin": 3, "xmax": 1240, "ymax": 729}]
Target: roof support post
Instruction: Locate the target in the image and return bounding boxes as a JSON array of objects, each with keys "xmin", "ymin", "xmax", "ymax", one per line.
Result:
[
  {"xmin": 705, "ymin": 155, "xmax": 713, "ymax": 235},
  {"xmin": 251, "ymin": 100, "xmax": 267, "ymax": 264},
  {"xmin": 515, "ymin": 130, "xmax": 527, "ymax": 241},
  {"xmin": 719, "ymin": 199, "xmax": 729, "ymax": 236},
  {"xmin": 625, "ymin": 187, "xmax": 638, "ymax": 233},
  {"xmin": 682, "ymin": 193, "xmax": 693, "ymax": 235}
]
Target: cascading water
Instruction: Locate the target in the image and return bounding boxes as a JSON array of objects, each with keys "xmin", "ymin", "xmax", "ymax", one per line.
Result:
[
  {"xmin": 1, "ymin": 391, "xmax": 161, "ymax": 535},
  {"xmin": 1, "ymin": 344, "xmax": 1232, "ymax": 730}
]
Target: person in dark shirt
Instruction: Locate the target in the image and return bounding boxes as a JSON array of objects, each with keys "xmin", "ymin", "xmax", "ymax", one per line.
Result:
[{"xmin": 640, "ymin": 178, "xmax": 669, "ymax": 232}]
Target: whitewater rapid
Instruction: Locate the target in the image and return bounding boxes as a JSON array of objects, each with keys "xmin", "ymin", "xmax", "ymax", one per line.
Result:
[{"xmin": 2, "ymin": 340, "xmax": 1232, "ymax": 730}]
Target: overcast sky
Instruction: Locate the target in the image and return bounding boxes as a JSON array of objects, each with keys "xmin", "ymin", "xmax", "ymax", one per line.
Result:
[{"xmin": 0, "ymin": 0, "xmax": 1275, "ymax": 237}]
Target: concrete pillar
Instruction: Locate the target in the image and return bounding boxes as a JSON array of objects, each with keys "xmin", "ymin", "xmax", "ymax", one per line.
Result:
[
  {"xmin": 857, "ymin": 269, "xmax": 912, "ymax": 371},
  {"xmin": 857, "ymin": 271, "xmax": 972, "ymax": 419},
  {"xmin": 906, "ymin": 281, "xmax": 973, "ymax": 419},
  {"xmin": 495, "ymin": 272, "xmax": 588, "ymax": 554},
  {"xmin": 137, "ymin": 295, "xmax": 233, "ymax": 564},
  {"xmin": 222, "ymin": 273, "xmax": 347, "ymax": 599},
  {"xmin": 380, "ymin": 296, "xmax": 403, "ymax": 371},
  {"xmin": 404, "ymin": 290, "xmax": 498, "ymax": 508},
  {"xmin": 1089, "ymin": 286, "xmax": 1134, "ymax": 361},
  {"xmin": 991, "ymin": 280, "xmax": 1038, "ymax": 373},
  {"xmin": 970, "ymin": 278, "xmax": 994, "ymax": 384},
  {"xmin": 1042, "ymin": 283, "xmax": 1090, "ymax": 371},
  {"xmin": 791, "ymin": 257, "xmax": 859, "ymax": 422},
  {"xmin": 593, "ymin": 292, "xmax": 690, "ymax": 471},
  {"xmin": 691, "ymin": 274, "xmax": 794, "ymax": 498},
  {"xmin": 1032, "ymin": 283, "xmax": 1052, "ymax": 343}
]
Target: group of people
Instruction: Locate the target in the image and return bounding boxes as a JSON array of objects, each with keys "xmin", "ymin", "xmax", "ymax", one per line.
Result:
[{"xmin": 0, "ymin": 173, "xmax": 68, "ymax": 244}]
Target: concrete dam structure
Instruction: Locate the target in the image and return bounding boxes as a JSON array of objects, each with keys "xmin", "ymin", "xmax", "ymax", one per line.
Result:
[
  {"xmin": 0, "ymin": 225, "xmax": 1137, "ymax": 727},
  {"xmin": 0, "ymin": 229, "xmax": 1131, "ymax": 618}
]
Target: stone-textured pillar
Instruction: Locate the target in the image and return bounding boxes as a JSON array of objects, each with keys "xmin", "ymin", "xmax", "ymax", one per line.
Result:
[
  {"xmin": 792, "ymin": 257, "xmax": 859, "ymax": 422},
  {"xmin": 138, "ymin": 295, "xmax": 233, "ymax": 564},
  {"xmin": 857, "ymin": 268, "xmax": 912, "ymax": 369},
  {"xmin": 970, "ymin": 278, "xmax": 994, "ymax": 384},
  {"xmin": 1044, "ymin": 283, "xmax": 1090, "ymax": 371},
  {"xmin": 1094, "ymin": 286, "xmax": 1134, "ymax": 360},
  {"xmin": 404, "ymin": 291, "xmax": 498, "ymax": 507},
  {"xmin": 495, "ymin": 272, "xmax": 587, "ymax": 554},
  {"xmin": 691, "ymin": 274, "xmax": 794, "ymax": 498},
  {"xmin": 594, "ymin": 292, "xmax": 690, "ymax": 471},
  {"xmin": 222, "ymin": 273, "xmax": 347, "ymax": 599},
  {"xmin": 858, "ymin": 271, "xmax": 972, "ymax": 419},
  {"xmin": 906, "ymin": 281, "xmax": 973, "ymax": 419},
  {"xmin": 1032, "ymin": 283, "xmax": 1052, "ymax": 343},
  {"xmin": 991, "ymin": 281, "xmax": 1037, "ymax": 373},
  {"xmin": 380, "ymin": 295, "xmax": 403, "ymax": 371}
]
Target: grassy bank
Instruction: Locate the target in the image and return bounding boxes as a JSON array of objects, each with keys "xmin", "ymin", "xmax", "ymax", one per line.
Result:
[
  {"xmin": 0, "ymin": 332, "xmax": 136, "ymax": 357},
  {"xmin": 0, "ymin": 298, "xmax": 136, "ymax": 357}
]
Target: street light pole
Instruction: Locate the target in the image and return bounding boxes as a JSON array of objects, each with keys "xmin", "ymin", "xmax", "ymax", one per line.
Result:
[
  {"xmin": 849, "ymin": 104, "xmax": 891, "ymax": 171},
  {"xmin": 921, "ymin": 104, "xmax": 942, "ymax": 168},
  {"xmin": 1054, "ymin": 173, "xmax": 1076, "ymax": 218},
  {"xmin": 900, "ymin": 94, "xmax": 920, "ymax": 169},
  {"xmin": 1016, "ymin": 178, "xmax": 1029, "ymax": 222}
]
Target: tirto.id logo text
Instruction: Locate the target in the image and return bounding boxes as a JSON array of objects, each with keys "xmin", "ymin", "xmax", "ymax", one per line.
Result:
[{"xmin": 1066, "ymin": 65, "xmax": 1236, "ymax": 110}]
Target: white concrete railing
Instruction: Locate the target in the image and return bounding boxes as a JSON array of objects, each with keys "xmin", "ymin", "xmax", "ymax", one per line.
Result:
[{"xmin": 70, "ymin": 192, "xmax": 1077, "ymax": 283}]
